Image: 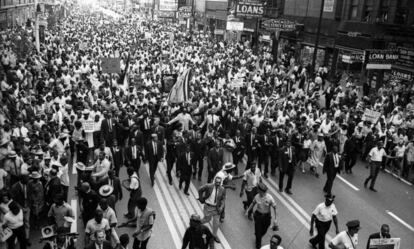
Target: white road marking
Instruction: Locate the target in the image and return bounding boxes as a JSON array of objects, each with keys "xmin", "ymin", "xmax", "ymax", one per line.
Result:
[
  {"xmin": 160, "ymin": 162, "xmax": 232, "ymax": 249},
  {"xmin": 385, "ymin": 169, "xmax": 412, "ymax": 186},
  {"xmin": 386, "ymin": 211, "xmax": 414, "ymax": 232},
  {"xmin": 70, "ymin": 199, "xmax": 77, "ymax": 233},
  {"xmin": 337, "ymin": 175, "xmax": 360, "ymax": 191},
  {"xmin": 72, "ymin": 151, "xmax": 77, "ymax": 174}
]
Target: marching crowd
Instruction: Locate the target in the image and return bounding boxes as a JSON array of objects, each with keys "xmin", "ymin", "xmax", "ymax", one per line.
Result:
[{"xmin": 0, "ymin": 2, "xmax": 412, "ymax": 249}]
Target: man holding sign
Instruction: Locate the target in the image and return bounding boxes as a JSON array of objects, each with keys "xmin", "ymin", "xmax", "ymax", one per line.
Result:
[{"xmin": 366, "ymin": 224, "xmax": 391, "ymax": 249}]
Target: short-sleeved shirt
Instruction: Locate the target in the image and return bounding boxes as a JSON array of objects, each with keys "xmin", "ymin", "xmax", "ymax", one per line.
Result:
[
  {"xmin": 0, "ymin": 169, "xmax": 8, "ymax": 190},
  {"xmin": 130, "ymin": 173, "xmax": 140, "ymax": 190},
  {"xmin": 254, "ymin": 193, "xmax": 276, "ymax": 214},
  {"xmin": 243, "ymin": 168, "xmax": 261, "ymax": 191},
  {"xmin": 330, "ymin": 231, "xmax": 358, "ymax": 249},
  {"xmin": 312, "ymin": 202, "xmax": 338, "ymax": 222},
  {"xmin": 369, "ymin": 147, "xmax": 386, "ymax": 162},
  {"xmin": 136, "ymin": 208, "xmax": 154, "ymax": 241},
  {"xmin": 4, "ymin": 210, "xmax": 23, "ymax": 229},
  {"xmin": 97, "ymin": 206, "xmax": 117, "ymax": 225},
  {"xmin": 48, "ymin": 202, "xmax": 74, "ymax": 228},
  {"xmin": 85, "ymin": 218, "xmax": 110, "ymax": 241},
  {"xmin": 215, "ymin": 170, "xmax": 233, "ymax": 185}
]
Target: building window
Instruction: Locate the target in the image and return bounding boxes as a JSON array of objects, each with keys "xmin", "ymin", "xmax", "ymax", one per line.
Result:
[
  {"xmin": 349, "ymin": 0, "xmax": 359, "ymax": 20},
  {"xmin": 363, "ymin": 0, "xmax": 374, "ymax": 22},
  {"xmin": 395, "ymin": 0, "xmax": 408, "ymax": 24},
  {"xmin": 377, "ymin": 0, "xmax": 389, "ymax": 22}
]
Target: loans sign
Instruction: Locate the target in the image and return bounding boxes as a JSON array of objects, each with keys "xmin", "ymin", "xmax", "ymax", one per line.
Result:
[
  {"xmin": 236, "ymin": 1, "xmax": 264, "ymax": 18},
  {"xmin": 261, "ymin": 19, "xmax": 297, "ymax": 31}
]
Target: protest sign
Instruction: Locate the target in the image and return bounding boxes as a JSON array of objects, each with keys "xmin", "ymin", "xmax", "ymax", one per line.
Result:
[
  {"xmin": 101, "ymin": 58, "xmax": 121, "ymax": 74},
  {"xmin": 369, "ymin": 238, "xmax": 400, "ymax": 249},
  {"xmin": 363, "ymin": 109, "xmax": 381, "ymax": 123},
  {"xmin": 83, "ymin": 120, "xmax": 95, "ymax": 132},
  {"xmin": 162, "ymin": 73, "xmax": 178, "ymax": 93}
]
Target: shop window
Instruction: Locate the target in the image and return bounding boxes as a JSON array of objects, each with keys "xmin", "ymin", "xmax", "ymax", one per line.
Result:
[
  {"xmin": 363, "ymin": 0, "xmax": 374, "ymax": 22},
  {"xmin": 349, "ymin": 0, "xmax": 359, "ymax": 20},
  {"xmin": 377, "ymin": 0, "xmax": 389, "ymax": 22}
]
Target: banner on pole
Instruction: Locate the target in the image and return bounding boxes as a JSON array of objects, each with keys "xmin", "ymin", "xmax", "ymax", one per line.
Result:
[
  {"xmin": 101, "ymin": 58, "xmax": 121, "ymax": 74},
  {"xmin": 83, "ymin": 120, "xmax": 95, "ymax": 132}
]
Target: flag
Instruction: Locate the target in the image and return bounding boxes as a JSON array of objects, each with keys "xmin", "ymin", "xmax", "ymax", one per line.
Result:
[{"xmin": 167, "ymin": 69, "xmax": 192, "ymax": 104}]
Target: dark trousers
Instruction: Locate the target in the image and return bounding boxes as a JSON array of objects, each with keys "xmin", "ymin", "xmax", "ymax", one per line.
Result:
[
  {"xmin": 310, "ymin": 219, "xmax": 331, "ymax": 249},
  {"xmin": 244, "ymin": 187, "xmax": 257, "ymax": 216},
  {"xmin": 127, "ymin": 198, "xmax": 138, "ymax": 217},
  {"xmin": 207, "ymin": 169, "xmax": 218, "ymax": 183},
  {"xmin": 133, "ymin": 237, "xmax": 149, "ymax": 249},
  {"xmin": 130, "ymin": 159, "xmax": 141, "ymax": 173},
  {"xmin": 345, "ymin": 154, "xmax": 357, "ymax": 171},
  {"xmin": 259, "ymin": 154, "xmax": 270, "ymax": 174},
  {"xmin": 8, "ymin": 226, "xmax": 26, "ymax": 249},
  {"xmin": 323, "ymin": 172, "xmax": 337, "ymax": 195},
  {"xmin": 166, "ymin": 156, "xmax": 175, "ymax": 182},
  {"xmin": 233, "ymin": 151, "xmax": 244, "ymax": 175},
  {"xmin": 179, "ymin": 175, "xmax": 190, "ymax": 193},
  {"xmin": 279, "ymin": 167, "xmax": 294, "ymax": 191},
  {"xmin": 365, "ymin": 161, "xmax": 381, "ymax": 188},
  {"xmin": 149, "ymin": 161, "xmax": 159, "ymax": 185},
  {"xmin": 271, "ymin": 155, "xmax": 279, "ymax": 174},
  {"xmin": 253, "ymin": 211, "xmax": 271, "ymax": 249},
  {"xmin": 192, "ymin": 157, "xmax": 204, "ymax": 178}
]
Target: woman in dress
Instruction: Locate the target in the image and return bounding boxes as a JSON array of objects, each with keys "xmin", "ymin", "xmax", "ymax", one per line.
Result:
[
  {"xmin": 222, "ymin": 132, "xmax": 235, "ymax": 164},
  {"xmin": 308, "ymin": 133, "xmax": 327, "ymax": 177}
]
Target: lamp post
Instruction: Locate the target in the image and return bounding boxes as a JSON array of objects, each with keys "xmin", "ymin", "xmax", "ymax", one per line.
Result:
[
  {"xmin": 311, "ymin": 0, "xmax": 325, "ymax": 76},
  {"xmin": 34, "ymin": 0, "xmax": 40, "ymax": 53}
]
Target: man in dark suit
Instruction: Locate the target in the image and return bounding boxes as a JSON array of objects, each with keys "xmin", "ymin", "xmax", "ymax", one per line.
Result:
[
  {"xmin": 232, "ymin": 129, "xmax": 245, "ymax": 175},
  {"xmin": 130, "ymin": 125, "xmax": 144, "ymax": 148},
  {"xmin": 110, "ymin": 139, "xmax": 123, "ymax": 176},
  {"xmin": 85, "ymin": 230, "xmax": 112, "ymax": 249},
  {"xmin": 177, "ymin": 146, "xmax": 193, "ymax": 195},
  {"xmin": 271, "ymin": 130, "xmax": 283, "ymax": 176},
  {"xmin": 323, "ymin": 146, "xmax": 341, "ymax": 195},
  {"xmin": 344, "ymin": 134, "xmax": 358, "ymax": 174},
  {"xmin": 278, "ymin": 140, "xmax": 296, "ymax": 195},
  {"xmin": 10, "ymin": 175, "xmax": 30, "ymax": 241},
  {"xmin": 166, "ymin": 134, "xmax": 179, "ymax": 185},
  {"xmin": 245, "ymin": 126, "xmax": 259, "ymax": 169},
  {"xmin": 107, "ymin": 170, "xmax": 123, "ymax": 206},
  {"xmin": 258, "ymin": 129, "xmax": 272, "ymax": 178},
  {"xmin": 125, "ymin": 138, "xmax": 142, "ymax": 173},
  {"xmin": 101, "ymin": 111, "xmax": 116, "ymax": 147},
  {"xmin": 190, "ymin": 130, "xmax": 205, "ymax": 180},
  {"xmin": 198, "ymin": 177, "xmax": 226, "ymax": 237},
  {"xmin": 366, "ymin": 224, "xmax": 391, "ymax": 249},
  {"xmin": 144, "ymin": 133, "xmax": 164, "ymax": 186},
  {"xmin": 152, "ymin": 117, "xmax": 165, "ymax": 143},
  {"xmin": 207, "ymin": 140, "xmax": 223, "ymax": 183},
  {"xmin": 140, "ymin": 112, "xmax": 152, "ymax": 142}
]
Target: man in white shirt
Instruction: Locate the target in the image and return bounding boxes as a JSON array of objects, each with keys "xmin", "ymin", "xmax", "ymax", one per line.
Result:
[
  {"xmin": 240, "ymin": 162, "xmax": 262, "ymax": 219},
  {"xmin": 364, "ymin": 141, "xmax": 387, "ymax": 192},
  {"xmin": 310, "ymin": 194, "xmax": 339, "ymax": 249},
  {"xmin": 329, "ymin": 220, "xmax": 360, "ymax": 249},
  {"xmin": 260, "ymin": 234, "xmax": 283, "ymax": 249},
  {"xmin": 92, "ymin": 152, "xmax": 111, "ymax": 187}
]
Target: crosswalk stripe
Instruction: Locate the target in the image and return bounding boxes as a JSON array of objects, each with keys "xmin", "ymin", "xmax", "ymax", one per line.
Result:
[
  {"xmin": 142, "ymin": 164, "xmax": 182, "ymax": 249},
  {"xmin": 159, "ymin": 163, "xmax": 232, "ymax": 249},
  {"xmin": 70, "ymin": 199, "xmax": 77, "ymax": 233},
  {"xmin": 337, "ymin": 175, "xmax": 360, "ymax": 191}
]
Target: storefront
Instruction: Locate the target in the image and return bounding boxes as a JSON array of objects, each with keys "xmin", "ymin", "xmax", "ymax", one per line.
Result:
[
  {"xmin": 365, "ymin": 49, "xmax": 399, "ymax": 89},
  {"xmin": 334, "ymin": 46, "xmax": 365, "ymax": 78}
]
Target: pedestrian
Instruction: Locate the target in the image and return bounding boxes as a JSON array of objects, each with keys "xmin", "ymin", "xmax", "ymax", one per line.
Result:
[
  {"xmin": 245, "ymin": 183, "xmax": 277, "ymax": 249},
  {"xmin": 260, "ymin": 234, "xmax": 283, "ymax": 249},
  {"xmin": 79, "ymin": 182, "xmax": 101, "ymax": 227},
  {"xmin": 323, "ymin": 145, "xmax": 341, "ymax": 195},
  {"xmin": 132, "ymin": 197, "xmax": 155, "ymax": 249},
  {"xmin": 144, "ymin": 133, "xmax": 164, "ymax": 186},
  {"xmin": 182, "ymin": 214, "xmax": 217, "ymax": 249},
  {"xmin": 85, "ymin": 230, "xmax": 112, "ymax": 249},
  {"xmin": 207, "ymin": 140, "xmax": 223, "ymax": 183},
  {"xmin": 365, "ymin": 141, "xmax": 387, "ymax": 192},
  {"xmin": 116, "ymin": 233, "xmax": 130, "ymax": 249},
  {"xmin": 240, "ymin": 161, "xmax": 262, "ymax": 220},
  {"xmin": 278, "ymin": 140, "xmax": 296, "ymax": 194},
  {"xmin": 124, "ymin": 167, "xmax": 142, "ymax": 219},
  {"xmin": 47, "ymin": 194, "xmax": 74, "ymax": 233},
  {"xmin": 2, "ymin": 201, "xmax": 27, "ymax": 249},
  {"xmin": 9, "ymin": 175, "xmax": 30, "ymax": 243},
  {"xmin": 309, "ymin": 194, "xmax": 339, "ymax": 249},
  {"xmin": 198, "ymin": 177, "xmax": 226, "ymax": 237},
  {"xmin": 177, "ymin": 145, "xmax": 193, "ymax": 195},
  {"xmin": 85, "ymin": 209, "xmax": 111, "ymax": 246},
  {"xmin": 328, "ymin": 220, "xmax": 360, "ymax": 249},
  {"xmin": 343, "ymin": 134, "xmax": 358, "ymax": 174},
  {"xmin": 366, "ymin": 224, "xmax": 391, "ymax": 249}
]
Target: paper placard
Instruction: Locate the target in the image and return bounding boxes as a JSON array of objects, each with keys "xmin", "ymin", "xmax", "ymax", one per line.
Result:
[
  {"xmin": 83, "ymin": 120, "xmax": 95, "ymax": 132},
  {"xmin": 369, "ymin": 238, "xmax": 400, "ymax": 249},
  {"xmin": 363, "ymin": 109, "xmax": 381, "ymax": 123}
]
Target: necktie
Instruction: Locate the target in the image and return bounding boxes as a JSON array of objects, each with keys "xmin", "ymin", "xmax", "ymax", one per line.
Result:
[
  {"xmin": 109, "ymin": 178, "xmax": 113, "ymax": 186},
  {"xmin": 214, "ymin": 186, "xmax": 218, "ymax": 204},
  {"xmin": 289, "ymin": 148, "xmax": 292, "ymax": 161},
  {"xmin": 132, "ymin": 146, "xmax": 136, "ymax": 159},
  {"xmin": 109, "ymin": 119, "xmax": 112, "ymax": 132},
  {"xmin": 187, "ymin": 153, "xmax": 190, "ymax": 164},
  {"xmin": 153, "ymin": 142, "xmax": 157, "ymax": 155},
  {"xmin": 23, "ymin": 184, "xmax": 27, "ymax": 206},
  {"xmin": 334, "ymin": 154, "xmax": 338, "ymax": 167},
  {"xmin": 19, "ymin": 128, "xmax": 22, "ymax": 137},
  {"xmin": 145, "ymin": 119, "xmax": 149, "ymax": 129}
]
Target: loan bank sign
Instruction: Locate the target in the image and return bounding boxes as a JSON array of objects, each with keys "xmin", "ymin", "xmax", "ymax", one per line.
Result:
[{"xmin": 236, "ymin": 1, "xmax": 264, "ymax": 18}]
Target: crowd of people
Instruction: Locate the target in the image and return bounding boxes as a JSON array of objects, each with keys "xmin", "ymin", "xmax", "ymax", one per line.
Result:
[{"xmin": 0, "ymin": 1, "xmax": 412, "ymax": 249}]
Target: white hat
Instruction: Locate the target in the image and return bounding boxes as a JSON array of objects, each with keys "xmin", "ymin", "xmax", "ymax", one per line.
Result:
[{"xmin": 99, "ymin": 185, "xmax": 114, "ymax": 197}]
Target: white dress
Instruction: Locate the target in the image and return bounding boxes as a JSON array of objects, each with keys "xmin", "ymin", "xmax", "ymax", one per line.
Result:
[{"xmin": 222, "ymin": 138, "xmax": 235, "ymax": 164}]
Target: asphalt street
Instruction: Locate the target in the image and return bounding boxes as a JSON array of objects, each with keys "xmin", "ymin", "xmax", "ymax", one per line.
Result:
[{"xmin": 28, "ymin": 154, "xmax": 414, "ymax": 249}]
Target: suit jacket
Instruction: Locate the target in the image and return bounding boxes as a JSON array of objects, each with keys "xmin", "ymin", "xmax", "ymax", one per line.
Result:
[
  {"xmin": 106, "ymin": 176, "xmax": 123, "ymax": 201},
  {"xmin": 125, "ymin": 145, "xmax": 142, "ymax": 163},
  {"xmin": 110, "ymin": 147, "xmax": 123, "ymax": 168},
  {"xmin": 278, "ymin": 146, "xmax": 296, "ymax": 173},
  {"xmin": 323, "ymin": 153, "xmax": 342, "ymax": 175},
  {"xmin": 259, "ymin": 134, "xmax": 272, "ymax": 155},
  {"xmin": 152, "ymin": 125, "xmax": 165, "ymax": 143},
  {"xmin": 10, "ymin": 182, "xmax": 28, "ymax": 208},
  {"xmin": 177, "ymin": 152, "xmax": 194, "ymax": 177},
  {"xmin": 366, "ymin": 232, "xmax": 391, "ymax": 249},
  {"xmin": 245, "ymin": 133, "xmax": 260, "ymax": 155},
  {"xmin": 140, "ymin": 117, "xmax": 152, "ymax": 134},
  {"xmin": 101, "ymin": 118, "xmax": 117, "ymax": 142},
  {"xmin": 233, "ymin": 135, "xmax": 245, "ymax": 156},
  {"xmin": 145, "ymin": 141, "xmax": 164, "ymax": 164},
  {"xmin": 198, "ymin": 183, "xmax": 226, "ymax": 211},
  {"xmin": 85, "ymin": 240, "xmax": 112, "ymax": 249},
  {"xmin": 207, "ymin": 147, "xmax": 223, "ymax": 172}
]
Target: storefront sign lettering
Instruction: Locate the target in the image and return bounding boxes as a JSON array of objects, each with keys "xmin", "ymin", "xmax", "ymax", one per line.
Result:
[
  {"xmin": 366, "ymin": 49, "xmax": 398, "ymax": 64},
  {"xmin": 397, "ymin": 47, "xmax": 414, "ymax": 68},
  {"xmin": 261, "ymin": 19, "xmax": 297, "ymax": 31},
  {"xmin": 236, "ymin": 1, "xmax": 264, "ymax": 17},
  {"xmin": 392, "ymin": 70, "xmax": 413, "ymax": 81}
]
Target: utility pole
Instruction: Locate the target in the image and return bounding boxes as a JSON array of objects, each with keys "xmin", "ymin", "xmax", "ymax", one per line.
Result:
[
  {"xmin": 34, "ymin": 0, "xmax": 40, "ymax": 53},
  {"xmin": 311, "ymin": 0, "xmax": 325, "ymax": 76}
]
